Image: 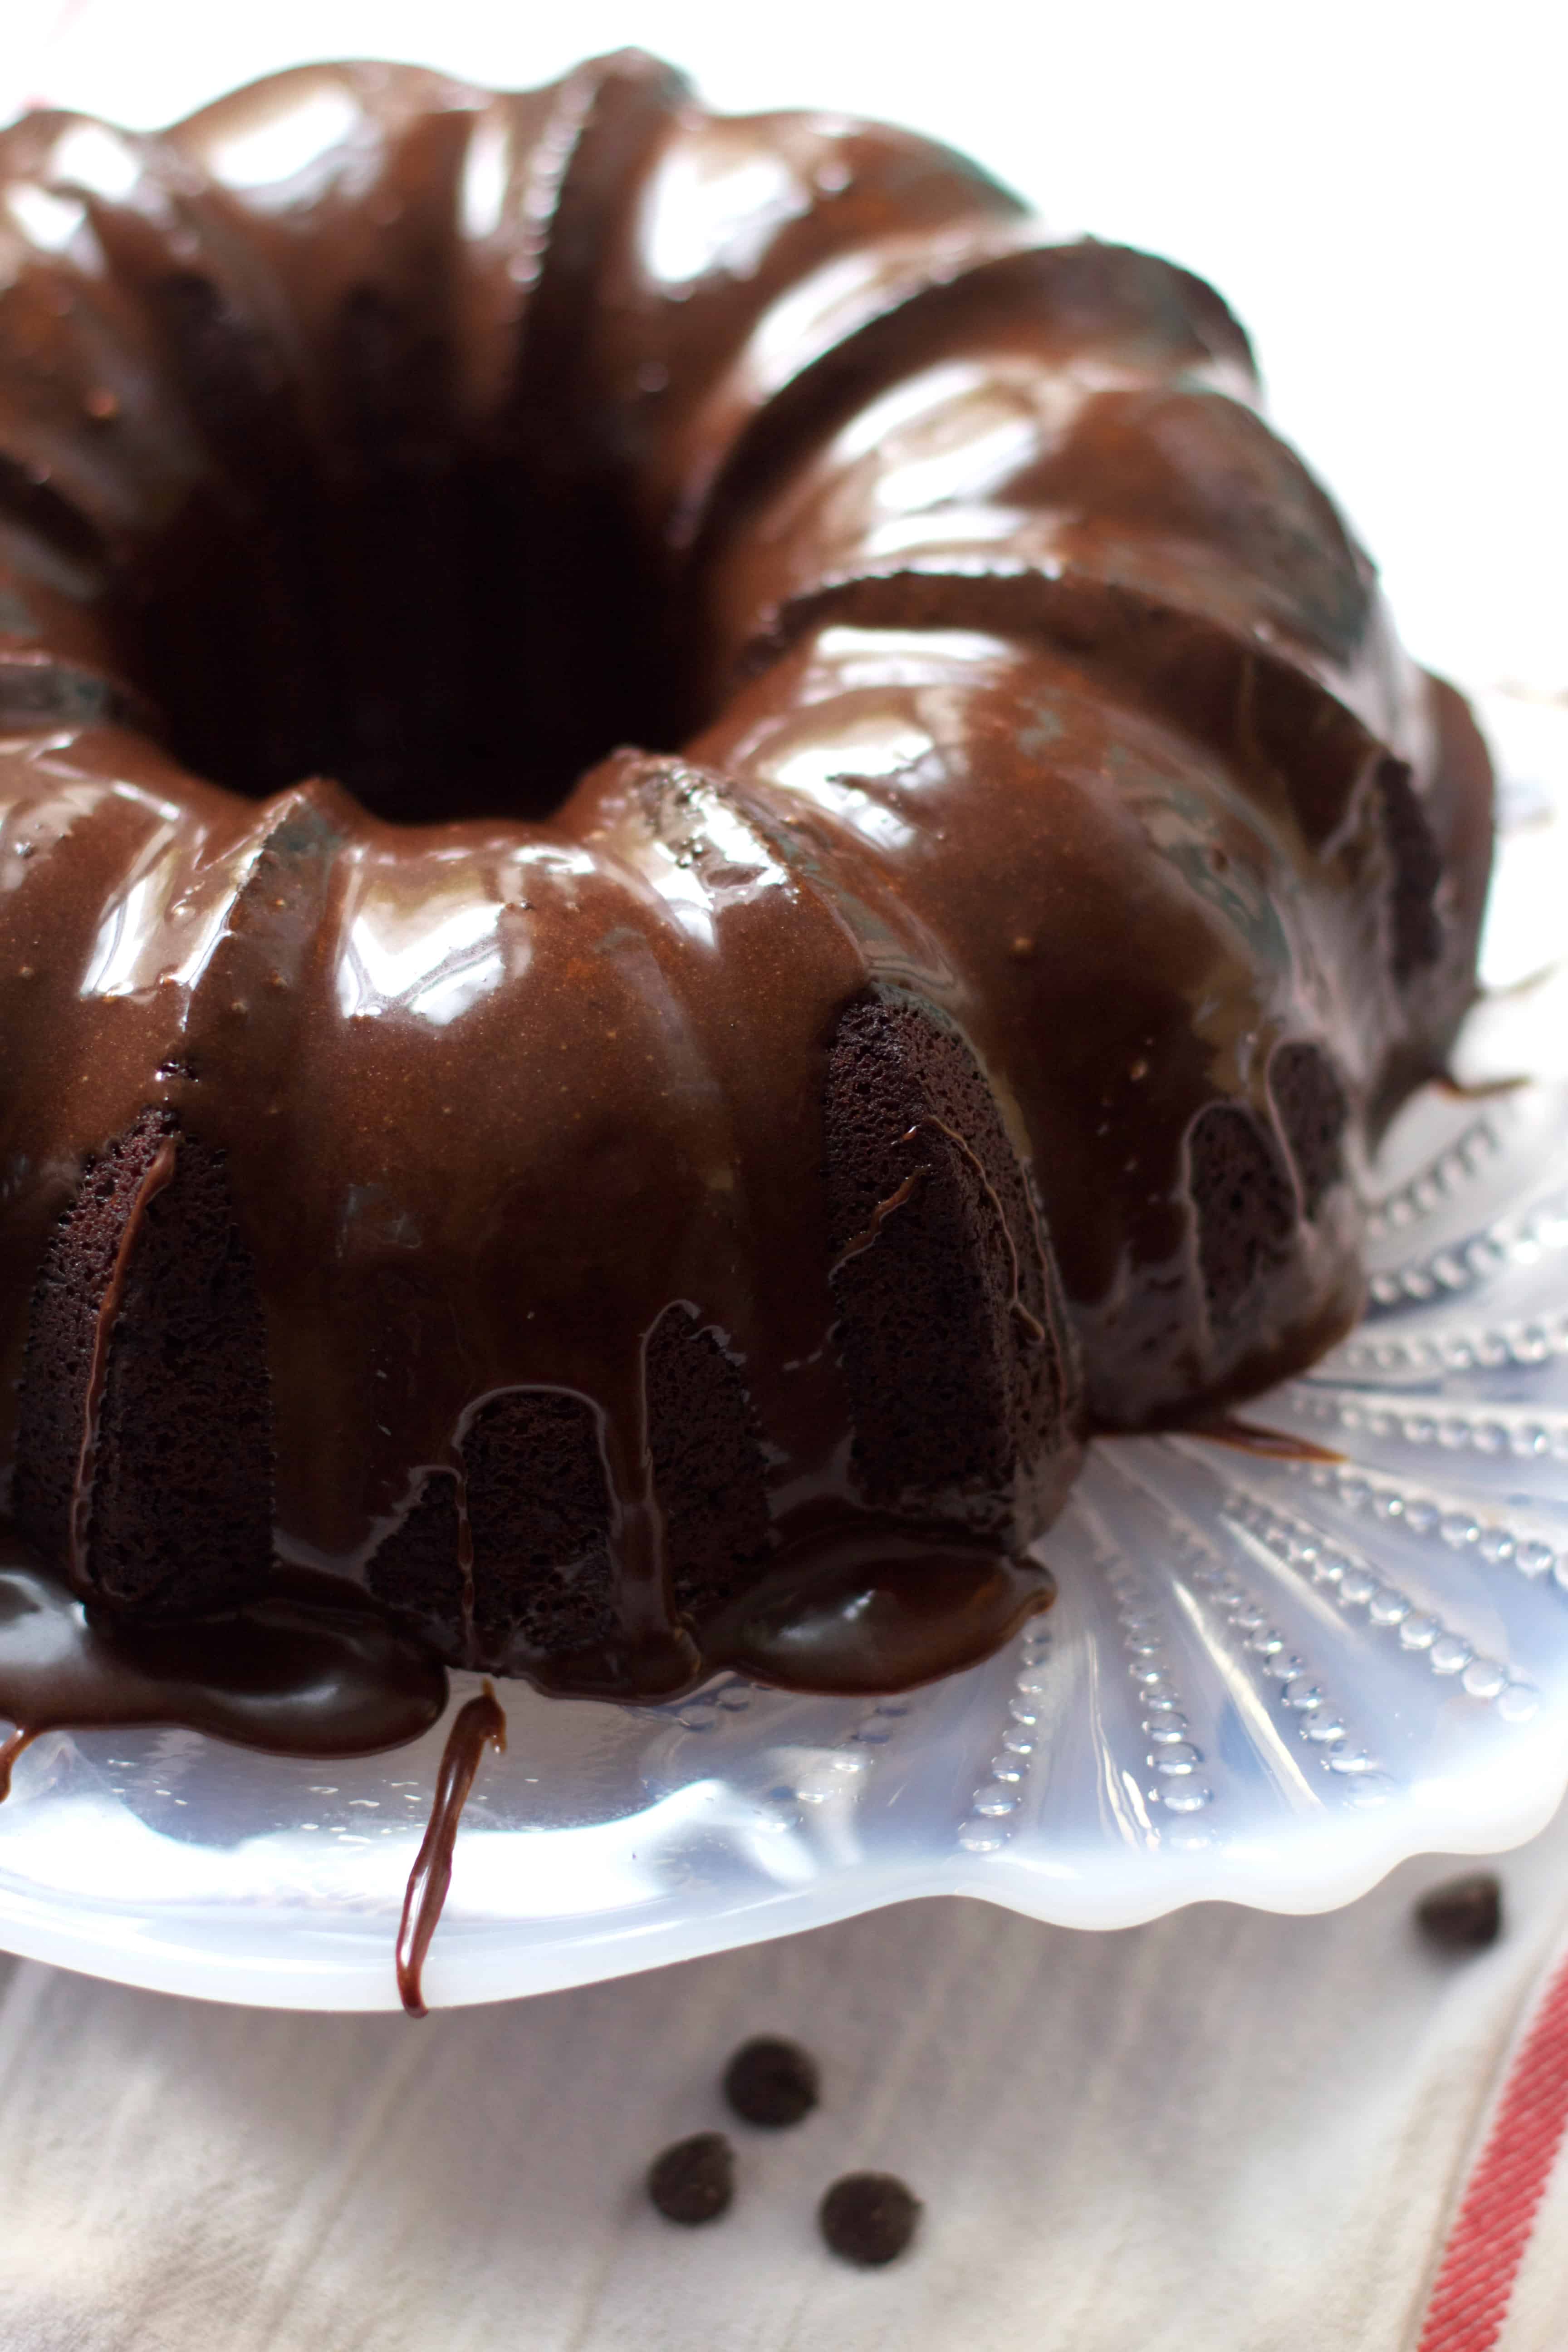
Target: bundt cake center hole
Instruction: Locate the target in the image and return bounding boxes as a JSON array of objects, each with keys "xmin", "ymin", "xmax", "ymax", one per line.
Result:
[{"xmin": 111, "ymin": 414, "xmax": 685, "ymax": 824}]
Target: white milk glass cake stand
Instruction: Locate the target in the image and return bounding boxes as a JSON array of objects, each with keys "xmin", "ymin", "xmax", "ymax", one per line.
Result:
[{"xmin": 0, "ymin": 691, "xmax": 1563, "ymax": 2012}]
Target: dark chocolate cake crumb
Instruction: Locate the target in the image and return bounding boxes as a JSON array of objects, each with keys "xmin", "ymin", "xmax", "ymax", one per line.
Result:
[
  {"xmin": 647, "ymin": 2132, "xmax": 735, "ymax": 2225},
  {"xmin": 818, "ymin": 2171, "xmax": 921, "ymax": 2266},
  {"xmin": 1416, "ymin": 1872, "xmax": 1502, "ymax": 1952},
  {"xmin": 723, "ymin": 2035, "xmax": 821, "ymax": 2129}
]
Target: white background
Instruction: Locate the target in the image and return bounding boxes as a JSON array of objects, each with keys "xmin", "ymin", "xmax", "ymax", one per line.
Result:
[{"xmin": 0, "ymin": 0, "xmax": 1563, "ymax": 702}]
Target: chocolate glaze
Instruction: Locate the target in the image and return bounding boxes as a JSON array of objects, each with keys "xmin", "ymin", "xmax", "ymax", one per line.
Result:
[
  {"xmin": 1181, "ymin": 1416, "xmax": 1344, "ymax": 1465},
  {"xmin": 396, "ymin": 1679, "xmax": 505, "ymax": 2017},
  {"xmin": 0, "ymin": 54, "xmax": 1493, "ymax": 1728},
  {"xmin": 0, "ymin": 1520, "xmax": 446, "ymax": 1758},
  {"xmin": 1433, "ymin": 1073, "xmax": 1529, "ymax": 1101},
  {"xmin": 705, "ymin": 1522, "xmax": 1054, "ymax": 1696}
]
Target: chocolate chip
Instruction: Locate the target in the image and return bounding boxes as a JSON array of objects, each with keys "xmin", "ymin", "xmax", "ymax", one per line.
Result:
[
  {"xmin": 723, "ymin": 2035, "xmax": 820, "ymax": 2128},
  {"xmin": 646, "ymin": 2132, "xmax": 734, "ymax": 2225},
  {"xmin": 1416, "ymin": 1872, "xmax": 1502, "ymax": 1952},
  {"xmin": 818, "ymin": 2171, "xmax": 921, "ymax": 2265}
]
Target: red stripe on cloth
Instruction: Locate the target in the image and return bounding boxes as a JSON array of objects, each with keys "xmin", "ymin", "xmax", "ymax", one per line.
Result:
[{"xmin": 1418, "ymin": 1946, "xmax": 1568, "ymax": 2351}]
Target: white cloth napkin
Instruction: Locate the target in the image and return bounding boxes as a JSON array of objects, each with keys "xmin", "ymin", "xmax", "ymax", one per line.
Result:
[{"xmin": 0, "ymin": 1809, "xmax": 1561, "ymax": 2351}]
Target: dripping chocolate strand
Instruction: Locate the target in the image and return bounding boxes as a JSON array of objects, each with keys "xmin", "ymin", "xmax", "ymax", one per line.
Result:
[
  {"xmin": 452, "ymin": 1451, "xmax": 477, "ymax": 1671},
  {"xmin": 828, "ymin": 1166, "xmax": 924, "ymax": 1278},
  {"xmin": 0, "ymin": 1725, "xmax": 37, "ymax": 1800},
  {"xmin": 69, "ymin": 1133, "xmax": 179, "ymax": 1590},
  {"xmin": 0, "ymin": 1543, "xmax": 447, "ymax": 1763},
  {"xmin": 396, "ymin": 1678, "xmax": 507, "ymax": 2018},
  {"xmin": 594, "ymin": 1339, "xmax": 685, "ymax": 1668},
  {"xmin": 1184, "ymin": 1414, "xmax": 1344, "ymax": 1465},
  {"xmin": 903, "ymin": 1118, "xmax": 1046, "ymax": 1342},
  {"xmin": 599, "ymin": 1406, "xmax": 664, "ymax": 1597},
  {"xmin": 1433, "ymin": 1072, "xmax": 1531, "ymax": 1102}
]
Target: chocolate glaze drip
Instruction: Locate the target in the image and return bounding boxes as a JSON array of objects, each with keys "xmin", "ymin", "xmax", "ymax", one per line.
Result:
[
  {"xmin": 829, "ymin": 1169, "xmax": 924, "ymax": 1277},
  {"xmin": 0, "ymin": 1728, "xmax": 35, "ymax": 1800},
  {"xmin": 0, "ymin": 1522, "xmax": 446, "ymax": 1759},
  {"xmin": 1434, "ymin": 1073, "xmax": 1530, "ymax": 1101},
  {"xmin": 704, "ymin": 1522, "xmax": 1054, "ymax": 1695},
  {"xmin": 909, "ymin": 1117, "xmax": 1048, "ymax": 1345},
  {"xmin": 396, "ymin": 1680, "xmax": 506, "ymax": 2017},
  {"xmin": 0, "ymin": 54, "xmax": 1492, "ymax": 1731},
  {"xmin": 1184, "ymin": 1416, "xmax": 1345, "ymax": 1465}
]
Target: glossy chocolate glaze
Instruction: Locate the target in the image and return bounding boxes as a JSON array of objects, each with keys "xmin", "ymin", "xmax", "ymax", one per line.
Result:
[
  {"xmin": 0, "ymin": 54, "xmax": 1492, "ymax": 1735},
  {"xmin": 396, "ymin": 1679, "xmax": 505, "ymax": 2017},
  {"xmin": 1183, "ymin": 1416, "xmax": 1344, "ymax": 1465},
  {"xmin": 705, "ymin": 1522, "xmax": 1054, "ymax": 1696},
  {"xmin": 0, "ymin": 1519, "xmax": 446, "ymax": 1760}
]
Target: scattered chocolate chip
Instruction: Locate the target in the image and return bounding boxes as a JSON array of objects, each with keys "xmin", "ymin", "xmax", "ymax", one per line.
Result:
[
  {"xmin": 647, "ymin": 2132, "xmax": 735, "ymax": 2225},
  {"xmin": 818, "ymin": 2171, "xmax": 921, "ymax": 2266},
  {"xmin": 1416, "ymin": 1872, "xmax": 1502, "ymax": 1952},
  {"xmin": 723, "ymin": 2035, "xmax": 820, "ymax": 2128}
]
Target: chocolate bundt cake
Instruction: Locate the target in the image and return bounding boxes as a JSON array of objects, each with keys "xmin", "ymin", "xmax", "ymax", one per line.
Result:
[{"xmin": 0, "ymin": 53, "xmax": 1493, "ymax": 1703}]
